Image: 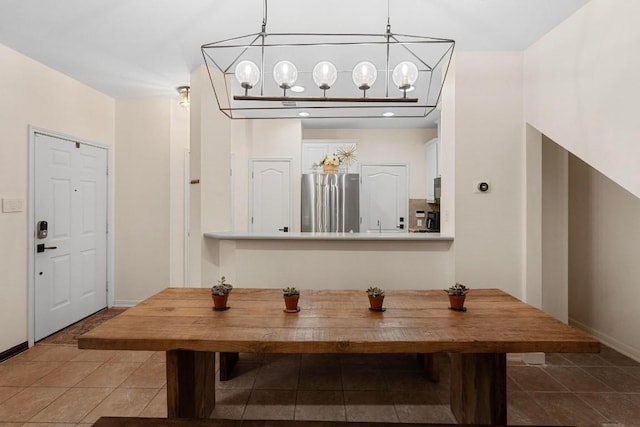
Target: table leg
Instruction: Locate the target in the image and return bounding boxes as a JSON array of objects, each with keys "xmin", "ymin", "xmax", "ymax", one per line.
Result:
[
  {"xmin": 416, "ymin": 353, "xmax": 440, "ymax": 382},
  {"xmin": 219, "ymin": 352, "xmax": 239, "ymax": 381},
  {"xmin": 450, "ymin": 353, "xmax": 507, "ymax": 425},
  {"xmin": 166, "ymin": 350, "xmax": 216, "ymax": 418}
]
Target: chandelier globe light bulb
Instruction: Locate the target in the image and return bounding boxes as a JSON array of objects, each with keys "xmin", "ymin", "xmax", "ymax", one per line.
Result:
[
  {"xmin": 352, "ymin": 61, "xmax": 377, "ymax": 92},
  {"xmin": 273, "ymin": 60, "xmax": 298, "ymax": 89},
  {"xmin": 234, "ymin": 60, "xmax": 260, "ymax": 90},
  {"xmin": 392, "ymin": 61, "xmax": 419, "ymax": 90},
  {"xmin": 312, "ymin": 61, "xmax": 338, "ymax": 92}
]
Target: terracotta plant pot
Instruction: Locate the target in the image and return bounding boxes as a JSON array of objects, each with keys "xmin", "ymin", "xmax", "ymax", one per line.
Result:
[
  {"xmin": 212, "ymin": 293, "xmax": 229, "ymax": 310},
  {"xmin": 283, "ymin": 295, "xmax": 299, "ymax": 311},
  {"xmin": 448, "ymin": 294, "xmax": 466, "ymax": 310},
  {"xmin": 368, "ymin": 295, "xmax": 385, "ymax": 311}
]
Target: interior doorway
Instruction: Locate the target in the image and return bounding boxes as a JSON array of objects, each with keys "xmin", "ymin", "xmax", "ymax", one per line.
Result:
[
  {"xmin": 249, "ymin": 158, "xmax": 292, "ymax": 232},
  {"xmin": 360, "ymin": 163, "xmax": 409, "ymax": 233}
]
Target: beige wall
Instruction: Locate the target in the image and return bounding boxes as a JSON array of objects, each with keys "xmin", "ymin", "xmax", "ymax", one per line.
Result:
[
  {"xmin": 201, "ymin": 53, "xmax": 525, "ymax": 296},
  {"xmin": 0, "ymin": 43, "xmax": 115, "ymax": 352},
  {"xmin": 453, "ymin": 52, "xmax": 525, "ymax": 298},
  {"xmin": 219, "ymin": 240, "xmax": 454, "ymax": 290},
  {"xmin": 569, "ymin": 155, "xmax": 640, "ymax": 360},
  {"xmin": 114, "ymin": 98, "xmax": 172, "ymax": 303},
  {"xmin": 524, "ymin": 1, "xmax": 640, "ymax": 357},
  {"xmin": 189, "ymin": 65, "xmax": 231, "ymax": 287},
  {"xmin": 524, "ymin": 0, "xmax": 640, "ymax": 198},
  {"xmin": 541, "ymin": 136, "xmax": 568, "ymax": 322}
]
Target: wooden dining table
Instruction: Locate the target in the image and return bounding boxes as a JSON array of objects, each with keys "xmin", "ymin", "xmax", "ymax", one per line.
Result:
[{"xmin": 78, "ymin": 288, "xmax": 599, "ymax": 425}]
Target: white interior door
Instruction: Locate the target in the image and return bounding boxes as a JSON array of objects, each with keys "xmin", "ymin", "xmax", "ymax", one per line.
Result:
[
  {"xmin": 360, "ymin": 164, "xmax": 408, "ymax": 232},
  {"xmin": 34, "ymin": 133, "xmax": 108, "ymax": 340},
  {"xmin": 250, "ymin": 159, "xmax": 291, "ymax": 232}
]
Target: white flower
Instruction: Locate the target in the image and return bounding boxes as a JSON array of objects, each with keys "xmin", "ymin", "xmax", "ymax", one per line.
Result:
[{"xmin": 320, "ymin": 155, "xmax": 340, "ymax": 166}]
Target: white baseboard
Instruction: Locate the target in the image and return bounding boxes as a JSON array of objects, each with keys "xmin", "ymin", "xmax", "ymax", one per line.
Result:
[
  {"xmin": 569, "ymin": 317, "xmax": 640, "ymax": 362},
  {"xmin": 112, "ymin": 300, "xmax": 141, "ymax": 308}
]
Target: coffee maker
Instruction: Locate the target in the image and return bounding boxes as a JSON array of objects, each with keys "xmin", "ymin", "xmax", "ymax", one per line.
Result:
[{"xmin": 426, "ymin": 211, "xmax": 440, "ymax": 232}]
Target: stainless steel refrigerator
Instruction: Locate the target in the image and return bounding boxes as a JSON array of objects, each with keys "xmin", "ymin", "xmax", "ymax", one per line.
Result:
[{"xmin": 301, "ymin": 173, "xmax": 359, "ymax": 232}]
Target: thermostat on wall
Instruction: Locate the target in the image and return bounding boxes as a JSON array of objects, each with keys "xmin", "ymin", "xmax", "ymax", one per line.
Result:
[{"xmin": 473, "ymin": 181, "xmax": 491, "ymax": 193}]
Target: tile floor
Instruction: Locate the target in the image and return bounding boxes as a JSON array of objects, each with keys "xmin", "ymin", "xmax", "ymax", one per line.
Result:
[{"xmin": 1, "ymin": 342, "xmax": 640, "ymax": 426}]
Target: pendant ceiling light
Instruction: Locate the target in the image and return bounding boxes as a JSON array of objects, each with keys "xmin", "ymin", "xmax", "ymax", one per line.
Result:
[
  {"xmin": 176, "ymin": 86, "xmax": 191, "ymax": 110},
  {"xmin": 201, "ymin": 1, "xmax": 454, "ymax": 120}
]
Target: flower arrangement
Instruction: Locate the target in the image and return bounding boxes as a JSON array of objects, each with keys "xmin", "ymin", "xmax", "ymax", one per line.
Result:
[{"xmin": 319, "ymin": 155, "xmax": 340, "ymax": 166}]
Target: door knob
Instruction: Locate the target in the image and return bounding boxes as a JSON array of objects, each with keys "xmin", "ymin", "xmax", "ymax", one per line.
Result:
[{"xmin": 37, "ymin": 244, "xmax": 57, "ymax": 253}]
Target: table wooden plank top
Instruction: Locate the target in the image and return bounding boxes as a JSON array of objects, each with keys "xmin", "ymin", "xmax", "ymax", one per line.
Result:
[{"xmin": 78, "ymin": 288, "xmax": 599, "ymax": 354}]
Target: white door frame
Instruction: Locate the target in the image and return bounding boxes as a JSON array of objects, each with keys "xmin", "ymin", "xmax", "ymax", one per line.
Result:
[
  {"xmin": 27, "ymin": 126, "xmax": 113, "ymax": 346},
  {"xmin": 183, "ymin": 148, "xmax": 190, "ymax": 287},
  {"xmin": 248, "ymin": 157, "xmax": 293, "ymax": 232}
]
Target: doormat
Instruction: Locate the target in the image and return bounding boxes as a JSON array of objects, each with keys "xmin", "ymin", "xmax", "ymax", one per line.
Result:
[{"xmin": 39, "ymin": 307, "xmax": 127, "ymax": 345}]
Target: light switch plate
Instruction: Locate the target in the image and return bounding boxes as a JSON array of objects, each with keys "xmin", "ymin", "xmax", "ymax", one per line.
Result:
[{"xmin": 2, "ymin": 198, "xmax": 25, "ymax": 213}]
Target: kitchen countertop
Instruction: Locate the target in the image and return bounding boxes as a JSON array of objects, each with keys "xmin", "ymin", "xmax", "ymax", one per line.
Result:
[{"xmin": 204, "ymin": 231, "xmax": 453, "ymax": 241}]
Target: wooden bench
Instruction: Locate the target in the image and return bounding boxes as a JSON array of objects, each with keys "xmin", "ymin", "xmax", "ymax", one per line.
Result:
[{"xmin": 93, "ymin": 417, "xmax": 566, "ymax": 427}]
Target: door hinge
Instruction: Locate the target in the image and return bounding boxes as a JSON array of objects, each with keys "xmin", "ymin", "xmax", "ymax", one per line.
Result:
[
  {"xmin": 251, "ymin": 172, "xmax": 254, "ymax": 179},
  {"xmin": 251, "ymin": 217, "xmax": 254, "ymax": 224}
]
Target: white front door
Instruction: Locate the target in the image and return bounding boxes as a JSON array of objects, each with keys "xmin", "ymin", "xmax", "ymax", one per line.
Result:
[
  {"xmin": 250, "ymin": 159, "xmax": 291, "ymax": 232},
  {"xmin": 360, "ymin": 164, "xmax": 408, "ymax": 232},
  {"xmin": 34, "ymin": 133, "xmax": 108, "ymax": 340}
]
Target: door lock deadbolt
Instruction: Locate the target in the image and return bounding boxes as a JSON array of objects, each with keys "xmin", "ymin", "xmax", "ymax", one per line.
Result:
[{"xmin": 37, "ymin": 220, "xmax": 48, "ymax": 239}]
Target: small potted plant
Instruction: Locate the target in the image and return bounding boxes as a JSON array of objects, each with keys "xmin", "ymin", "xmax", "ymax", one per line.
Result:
[
  {"xmin": 211, "ymin": 276, "xmax": 233, "ymax": 310},
  {"xmin": 366, "ymin": 286, "xmax": 385, "ymax": 311},
  {"xmin": 282, "ymin": 287, "xmax": 300, "ymax": 313},
  {"xmin": 446, "ymin": 282, "xmax": 469, "ymax": 311}
]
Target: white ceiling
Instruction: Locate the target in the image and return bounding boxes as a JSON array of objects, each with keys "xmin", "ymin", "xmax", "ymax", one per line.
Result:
[{"xmin": 0, "ymin": 0, "xmax": 589, "ymax": 128}]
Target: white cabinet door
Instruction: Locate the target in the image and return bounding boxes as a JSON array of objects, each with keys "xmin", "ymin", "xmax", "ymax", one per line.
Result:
[
  {"xmin": 425, "ymin": 138, "xmax": 439, "ymax": 202},
  {"xmin": 250, "ymin": 159, "xmax": 291, "ymax": 232},
  {"xmin": 360, "ymin": 164, "xmax": 408, "ymax": 233},
  {"xmin": 301, "ymin": 142, "xmax": 329, "ymax": 173}
]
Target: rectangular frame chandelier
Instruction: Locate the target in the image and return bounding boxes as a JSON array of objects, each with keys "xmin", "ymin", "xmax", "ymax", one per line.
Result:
[{"xmin": 201, "ymin": 2, "xmax": 455, "ymax": 120}]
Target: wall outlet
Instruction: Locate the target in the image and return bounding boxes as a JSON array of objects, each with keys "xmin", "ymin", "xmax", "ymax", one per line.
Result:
[
  {"xmin": 2, "ymin": 198, "xmax": 25, "ymax": 213},
  {"xmin": 417, "ymin": 219, "xmax": 423, "ymax": 227},
  {"xmin": 473, "ymin": 181, "xmax": 491, "ymax": 193}
]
